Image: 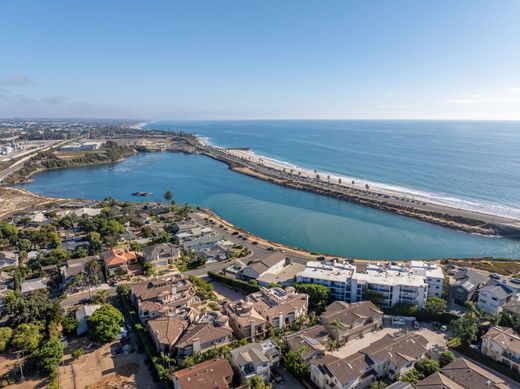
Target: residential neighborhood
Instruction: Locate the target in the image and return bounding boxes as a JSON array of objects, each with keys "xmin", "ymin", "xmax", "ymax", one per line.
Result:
[{"xmin": 0, "ymin": 196, "xmax": 519, "ymax": 389}]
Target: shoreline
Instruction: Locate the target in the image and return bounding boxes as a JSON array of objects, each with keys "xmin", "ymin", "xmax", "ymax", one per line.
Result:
[
  {"xmin": 181, "ymin": 135, "xmax": 520, "ymax": 238},
  {"xmin": 2, "ymin": 187, "xmax": 517, "ymax": 263},
  {"xmin": 4, "ymin": 131, "xmax": 520, "ymax": 239}
]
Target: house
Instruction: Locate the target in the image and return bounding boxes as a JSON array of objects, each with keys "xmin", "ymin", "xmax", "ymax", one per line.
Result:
[
  {"xmin": 416, "ymin": 357, "xmax": 513, "ymax": 389},
  {"xmin": 238, "ymin": 252, "xmax": 288, "ymax": 281},
  {"xmin": 142, "ymin": 243, "xmax": 178, "ymax": 270},
  {"xmin": 246, "ymin": 287, "xmax": 308, "ymax": 330},
  {"xmin": 21, "ymin": 277, "xmax": 48, "ymax": 295},
  {"xmin": 257, "ymin": 262, "xmax": 305, "ymax": 287},
  {"xmin": 203, "ymin": 246, "xmax": 229, "ymax": 262},
  {"xmin": 0, "ymin": 271, "xmax": 14, "ymax": 291},
  {"xmin": 448, "ymin": 268, "xmax": 489, "ymax": 306},
  {"xmin": 284, "ymin": 324, "xmax": 329, "ymax": 361},
  {"xmin": 175, "ymin": 312, "xmax": 234, "ymax": 361},
  {"xmin": 320, "ymin": 301, "xmax": 383, "ymax": 346},
  {"xmin": 61, "ymin": 239, "xmax": 90, "ymax": 253},
  {"xmin": 481, "ymin": 326, "xmax": 520, "ymax": 373},
  {"xmin": 75, "ymin": 304, "xmax": 102, "ymax": 335},
  {"xmin": 229, "ymin": 339, "xmax": 281, "ymax": 384},
  {"xmin": 0, "ymin": 251, "xmax": 18, "ymax": 269},
  {"xmin": 182, "ymin": 235, "xmax": 222, "ymax": 252},
  {"xmin": 224, "ymin": 300, "xmax": 268, "ymax": 340},
  {"xmin": 309, "ymin": 332, "xmax": 428, "ymax": 389},
  {"xmin": 101, "ymin": 248, "xmax": 139, "ymax": 275},
  {"xmin": 147, "ymin": 315, "xmax": 188, "ymax": 353},
  {"xmin": 130, "ymin": 275, "xmax": 195, "ymax": 322},
  {"xmin": 478, "ymin": 282, "xmax": 516, "ymax": 315},
  {"xmin": 173, "ymin": 358, "xmax": 234, "ymax": 389},
  {"xmin": 60, "ymin": 255, "xmax": 98, "ymax": 284}
]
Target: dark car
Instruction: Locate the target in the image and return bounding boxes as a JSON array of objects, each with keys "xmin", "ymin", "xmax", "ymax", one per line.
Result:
[{"xmin": 271, "ymin": 369, "xmax": 283, "ymax": 384}]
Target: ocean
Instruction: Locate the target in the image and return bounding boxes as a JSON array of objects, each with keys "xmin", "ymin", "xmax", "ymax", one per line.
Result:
[
  {"xmin": 18, "ymin": 120, "xmax": 520, "ymax": 260},
  {"xmin": 147, "ymin": 120, "xmax": 520, "ymax": 217}
]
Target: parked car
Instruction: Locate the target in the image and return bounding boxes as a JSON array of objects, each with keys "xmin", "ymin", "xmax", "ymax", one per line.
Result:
[
  {"xmin": 316, "ymin": 255, "xmax": 325, "ymax": 261},
  {"xmin": 271, "ymin": 369, "xmax": 283, "ymax": 384},
  {"xmin": 413, "ymin": 321, "xmax": 420, "ymax": 329},
  {"xmin": 392, "ymin": 317, "xmax": 405, "ymax": 326},
  {"xmin": 490, "ymin": 273, "xmax": 500, "ymax": 279},
  {"xmin": 440, "ymin": 325, "xmax": 448, "ymax": 332},
  {"xmin": 267, "ymin": 246, "xmax": 274, "ymax": 251}
]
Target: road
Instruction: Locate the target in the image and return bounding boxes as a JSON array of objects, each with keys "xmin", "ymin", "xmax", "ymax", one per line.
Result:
[
  {"xmin": 0, "ymin": 138, "xmax": 78, "ymax": 182},
  {"xmin": 190, "ymin": 210, "xmax": 320, "ymax": 267}
]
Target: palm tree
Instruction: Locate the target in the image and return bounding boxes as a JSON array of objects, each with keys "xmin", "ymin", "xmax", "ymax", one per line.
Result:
[
  {"xmin": 85, "ymin": 258, "xmax": 101, "ymax": 286},
  {"xmin": 327, "ymin": 336, "xmax": 337, "ymax": 352},
  {"xmin": 164, "ymin": 190, "xmax": 173, "ymax": 204}
]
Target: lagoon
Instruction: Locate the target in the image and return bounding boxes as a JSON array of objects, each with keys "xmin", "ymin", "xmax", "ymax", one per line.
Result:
[{"xmin": 18, "ymin": 152, "xmax": 520, "ymax": 260}]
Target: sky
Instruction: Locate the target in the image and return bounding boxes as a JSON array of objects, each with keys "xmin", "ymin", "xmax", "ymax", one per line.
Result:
[{"xmin": 1, "ymin": 0, "xmax": 520, "ymax": 120}]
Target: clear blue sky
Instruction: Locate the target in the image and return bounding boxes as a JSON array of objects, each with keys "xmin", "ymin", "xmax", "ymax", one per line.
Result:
[{"xmin": 1, "ymin": 0, "xmax": 520, "ymax": 119}]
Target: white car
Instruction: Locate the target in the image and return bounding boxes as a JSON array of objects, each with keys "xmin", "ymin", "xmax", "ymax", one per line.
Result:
[{"xmin": 392, "ymin": 317, "xmax": 405, "ymax": 326}]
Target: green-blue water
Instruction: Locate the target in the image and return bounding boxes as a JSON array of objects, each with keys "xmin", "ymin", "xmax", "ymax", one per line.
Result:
[{"xmin": 19, "ymin": 151, "xmax": 520, "ymax": 260}]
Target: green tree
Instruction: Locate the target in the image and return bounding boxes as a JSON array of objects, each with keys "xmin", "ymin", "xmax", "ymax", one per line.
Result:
[
  {"xmin": 369, "ymin": 381, "xmax": 386, "ymax": 389},
  {"xmin": 438, "ymin": 350, "xmax": 456, "ymax": 367},
  {"xmin": 327, "ymin": 336, "xmax": 337, "ymax": 352},
  {"xmin": 62, "ymin": 316, "xmax": 78, "ymax": 336},
  {"xmin": 49, "ymin": 231, "xmax": 62, "ymax": 248},
  {"xmin": 424, "ymin": 297, "xmax": 447, "ymax": 316},
  {"xmin": 4, "ymin": 290, "xmax": 58, "ymax": 327},
  {"xmin": 499, "ymin": 312, "xmax": 520, "ymax": 333},
  {"xmin": 31, "ymin": 338, "xmax": 64, "ymax": 373},
  {"xmin": 248, "ymin": 375, "xmax": 271, "ymax": 389},
  {"xmin": 282, "ymin": 349, "xmax": 308, "ymax": 380},
  {"xmin": 11, "ymin": 323, "xmax": 42, "ymax": 353},
  {"xmin": 400, "ymin": 368, "xmax": 423, "ymax": 384},
  {"xmin": 449, "ymin": 304, "xmax": 479, "ymax": 346},
  {"xmin": 87, "ymin": 304, "xmax": 124, "ymax": 342},
  {"xmin": 87, "ymin": 231, "xmax": 102, "ymax": 253},
  {"xmin": 92, "ymin": 289, "xmax": 108, "ymax": 304},
  {"xmin": 0, "ymin": 327, "xmax": 13, "ymax": 353},
  {"xmin": 85, "ymin": 258, "xmax": 101, "ymax": 285},
  {"xmin": 415, "ymin": 358, "xmax": 440, "ymax": 377},
  {"xmin": 293, "ymin": 283, "xmax": 332, "ymax": 314},
  {"xmin": 18, "ymin": 238, "xmax": 32, "ymax": 252}
]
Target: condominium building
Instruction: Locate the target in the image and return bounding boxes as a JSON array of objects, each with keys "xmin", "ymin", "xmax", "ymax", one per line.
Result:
[{"xmin": 297, "ymin": 260, "xmax": 431, "ymax": 309}]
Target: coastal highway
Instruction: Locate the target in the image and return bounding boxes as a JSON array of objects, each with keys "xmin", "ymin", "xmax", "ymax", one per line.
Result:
[{"xmin": 0, "ymin": 138, "xmax": 76, "ymax": 183}]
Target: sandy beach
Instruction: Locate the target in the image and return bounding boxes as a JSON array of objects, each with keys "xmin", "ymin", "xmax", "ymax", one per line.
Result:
[
  {"xmin": 189, "ymin": 137, "xmax": 520, "ymax": 237},
  {"xmin": 219, "ymin": 146, "xmax": 520, "ymax": 222}
]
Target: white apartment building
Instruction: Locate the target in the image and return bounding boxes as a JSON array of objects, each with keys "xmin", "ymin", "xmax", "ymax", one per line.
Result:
[
  {"xmin": 408, "ymin": 261, "xmax": 445, "ymax": 298},
  {"xmin": 296, "ymin": 260, "xmax": 355, "ymax": 301},
  {"xmin": 297, "ymin": 260, "xmax": 432, "ymax": 309}
]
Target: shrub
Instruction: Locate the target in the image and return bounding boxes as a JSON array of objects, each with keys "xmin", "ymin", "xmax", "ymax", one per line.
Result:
[
  {"xmin": 71, "ymin": 348, "xmax": 85, "ymax": 360},
  {"xmin": 207, "ymin": 271, "xmax": 260, "ymax": 293}
]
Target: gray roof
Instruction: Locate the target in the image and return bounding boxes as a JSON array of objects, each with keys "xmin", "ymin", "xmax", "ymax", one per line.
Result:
[
  {"xmin": 142, "ymin": 243, "xmax": 177, "ymax": 260},
  {"xmin": 480, "ymin": 283, "xmax": 515, "ymax": 300},
  {"xmin": 230, "ymin": 342, "xmax": 270, "ymax": 366},
  {"xmin": 454, "ymin": 269, "xmax": 489, "ymax": 291},
  {"xmin": 182, "ymin": 235, "xmax": 222, "ymax": 249}
]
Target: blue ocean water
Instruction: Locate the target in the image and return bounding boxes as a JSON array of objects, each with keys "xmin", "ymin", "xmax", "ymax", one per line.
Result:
[
  {"xmin": 18, "ymin": 150, "xmax": 520, "ymax": 260},
  {"xmin": 147, "ymin": 120, "xmax": 520, "ymax": 217}
]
